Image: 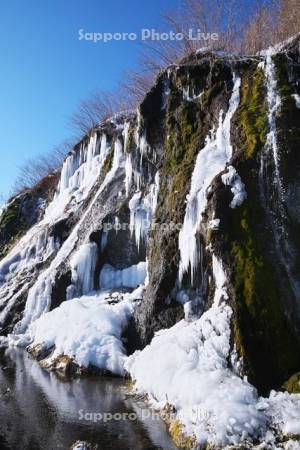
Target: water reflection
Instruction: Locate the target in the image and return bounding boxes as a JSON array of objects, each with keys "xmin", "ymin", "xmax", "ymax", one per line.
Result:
[{"xmin": 0, "ymin": 348, "xmax": 176, "ymax": 450}]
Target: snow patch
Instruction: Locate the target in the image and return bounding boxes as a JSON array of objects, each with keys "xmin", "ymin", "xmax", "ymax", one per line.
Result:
[
  {"xmin": 183, "ymin": 86, "xmax": 203, "ymax": 102},
  {"xmin": 208, "ymin": 219, "xmax": 220, "ymax": 230}
]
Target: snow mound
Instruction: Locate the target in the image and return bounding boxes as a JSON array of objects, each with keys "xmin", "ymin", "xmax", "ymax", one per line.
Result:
[
  {"xmin": 10, "ymin": 288, "xmax": 143, "ymax": 376},
  {"xmin": 125, "ymin": 302, "xmax": 268, "ymax": 446},
  {"xmin": 126, "ymin": 256, "xmax": 300, "ymax": 447}
]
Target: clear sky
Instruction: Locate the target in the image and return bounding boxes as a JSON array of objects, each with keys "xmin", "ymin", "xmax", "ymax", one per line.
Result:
[{"xmin": 0, "ymin": 0, "xmax": 179, "ymax": 201}]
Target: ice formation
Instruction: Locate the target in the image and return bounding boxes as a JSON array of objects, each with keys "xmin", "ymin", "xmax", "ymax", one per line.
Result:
[
  {"xmin": 45, "ymin": 132, "xmax": 110, "ymax": 223},
  {"xmin": 178, "ymin": 75, "xmax": 241, "ymax": 284},
  {"xmin": 221, "ymin": 165, "xmax": 247, "ymax": 208},
  {"xmin": 99, "ymin": 262, "xmax": 147, "ymax": 289},
  {"xmin": 208, "ymin": 218, "xmax": 220, "ymax": 230},
  {"xmin": 68, "ymin": 242, "xmax": 98, "ymax": 298},
  {"xmin": 0, "ymin": 228, "xmax": 57, "ymax": 285},
  {"xmin": 292, "ymin": 93, "xmax": 300, "ymax": 108},
  {"xmin": 129, "ymin": 172, "xmax": 160, "ymax": 250},
  {"xmin": 264, "ymin": 52, "xmax": 282, "ymax": 186},
  {"xmin": 183, "ymin": 86, "xmax": 203, "ymax": 102},
  {"xmin": 0, "ymin": 130, "xmax": 117, "ymax": 332},
  {"xmin": 13, "ymin": 134, "xmax": 124, "ymax": 333},
  {"xmin": 125, "ymin": 153, "xmax": 133, "ymax": 196}
]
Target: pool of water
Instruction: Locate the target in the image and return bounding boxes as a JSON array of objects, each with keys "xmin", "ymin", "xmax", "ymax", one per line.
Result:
[{"xmin": 0, "ymin": 348, "xmax": 177, "ymax": 450}]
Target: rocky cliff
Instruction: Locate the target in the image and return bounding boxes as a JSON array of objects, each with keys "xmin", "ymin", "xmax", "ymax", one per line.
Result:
[{"xmin": 1, "ymin": 36, "xmax": 300, "ymax": 448}]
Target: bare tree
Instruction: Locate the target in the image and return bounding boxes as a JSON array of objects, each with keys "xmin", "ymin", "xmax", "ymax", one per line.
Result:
[
  {"xmin": 242, "ymin": 4, "xmax": 277, "ymax": 54},
  {"xmin": 276, "ymin": 0, "xmax": 300, "ymax": 42},
  {"xmin": 121, "ymin": 69, "xmax": 155, "ymax": 107},
  {"xmin": 11, "ymin": 139, "xmax": 73, "ymax": 194},
  {"xmin": 137, "ymin": 0, "xmax": 251, "ymax": 71},
  {"xmin": 69, "ymin": 90, "xmax": 126, "ymax": 137}
]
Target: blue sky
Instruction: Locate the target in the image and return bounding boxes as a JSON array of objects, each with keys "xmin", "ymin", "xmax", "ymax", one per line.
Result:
[{"xmin": 0, "ymin": 0, "xmax": 179, "ymax": 201}]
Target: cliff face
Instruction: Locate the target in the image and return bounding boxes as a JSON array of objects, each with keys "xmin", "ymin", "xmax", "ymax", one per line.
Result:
[
  {"xmin": 134, "ymin": 36, "xmax": 300, "ymax": 395},
  {"xmin": 0, "ymin": 35, "xmax": 300, "ymax": 448}
]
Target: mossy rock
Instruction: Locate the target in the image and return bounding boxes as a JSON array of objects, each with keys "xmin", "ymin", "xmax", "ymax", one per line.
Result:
[
  {"xmin": 169, "ymin": 419, "xmax": 196, "ymax": 450},
  {"xmin": 210, "ymin": 57, "xmax": 300, "ymax": 394},
  {"xmin": 234, "ymin": 65, "xmax": 268, "ymax": 158},
  {"xmin": 102, "ymin": 143, "xmax": 114, "ymax": 175},
  {"xmin": 283, "ymin": 372, "xmax": 300, "ymax": 394},
  {"xmin": 0, "ymin": 195, "xmax": 29, "ymax": 260}
]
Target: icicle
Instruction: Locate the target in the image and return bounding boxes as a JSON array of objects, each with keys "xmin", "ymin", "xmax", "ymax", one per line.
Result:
[
  {"xmin": 101, "ymin": 232, "xmax": 108, "ymax": 252},
  {"xmin": 264, "ymin": 53, "xmax": 282, "ymax": 187},
  {"xmin": 122, "ymin": 121, "xmax": 131, "ymax": 152},
  {"xmin": 125, "ymin": 153, "xmax": 133, "ymax": 197},
  {"xmin": 129, "ymin": 172, "xmax": 160, "ymax": 250},
  {"xmin": 212, "ymin": 255, "xmax": 229, "ymax": 305},
  {"xmin": 178, "ymin": 74, "xmax": 241, "ymax": 285},
  {"xmin": 14, "ymin": 137, "xmax": 123, "ymax": 333},
  {"xmin": 139, "ymin": 134, "xmax": 148, "ymax": 168},
  {"xmin": 99, "ymin": 262, "xmax": 147, "ymax": 289},
  {"xmin": 45, "ymin": 132, "xmax": 111, "ymax": 223},
  {"xmin": 129, "ymin": 192, "xmax": 144, "ymax": 250},
  {"xmin": 69, "ymin": 242, "xmax": 98, "ymax": 297}
]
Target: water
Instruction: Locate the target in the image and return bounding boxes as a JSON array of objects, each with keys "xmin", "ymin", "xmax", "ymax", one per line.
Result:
[{"xmin": 0, "ymin": 348, "xmax": 177, "ymax": 450}]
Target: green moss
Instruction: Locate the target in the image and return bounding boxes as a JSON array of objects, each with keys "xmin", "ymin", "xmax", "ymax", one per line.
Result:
[
  {"xmin": 283, "ymin": 372, "xmax": 300, "ymax": 394},
  {"xmin": 102, "ymin": 143, "xmax": 114, "ymax": 176},
  {"xmin": 229, "ymin": 202, "xmax": 300, "ymax": 392},
  {"xmin": 156, "ymin": 94, "xmax": 206, "ymax": 224},
  {"xmin": 169, "ymin": 420, "xmax": 196, "ymax": 450},
  {"xmin": 235, "ymin": 67, "xmax": 268, "ymax": 158},
  {"xmin": 272, "ymin": 54, "xmax": 300, "ymax": 183},
  {"xmin": 151, "ymin": 61, "xmax": 233, "ymax": 290},
  {"xmin": 0, "ymin": 197, "xmax": 27, "ymax": 261},
  {"xmin": 124, "ymin": 124, "xmax": 136, "ymax": 154},
  {"xmin": 219, "ymin": 60, "xmax": 300, "ymax": 391}
]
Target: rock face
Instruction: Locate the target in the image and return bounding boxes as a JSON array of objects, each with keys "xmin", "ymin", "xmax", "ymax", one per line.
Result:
[{"xmin": 1, "ymin": 36, "xmax": 300, "ymax": 397}]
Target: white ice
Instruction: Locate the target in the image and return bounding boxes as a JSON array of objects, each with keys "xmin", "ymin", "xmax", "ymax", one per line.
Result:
[
  {"xmin": 221, "ymin": 165, "xmax": 247, "ymax": 208},
  {"xmin": 292, "ymin": 94, "xmax": 300, "ymax": 109},
  {"xmin": 9, "ymin": 289, "xmax": 143, "ymax": 376},
  {"xmin": 68, "ymin": 242, "xmax": 98, "ymax": 298},
  {"xmin": 129, "ymin": 172, "xmax": 159, "ymax": 250},
  {"xmin": 14, "ymin": 135, "xmax": 124, "ymax": 333},
  {"xmin": 99, "ymin": 262, "xmax": 147, "ymax": 289},
  {"xmin": 178, "ymin": 75, "xmax": 241, "ymax": 284},
  {"xmin": 126, "ymin": 255, "xmax": 300, "ymax": 447},
  {"xmin": 264, "ymin": 52, "xmax": 282, "ymax": 186}
]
